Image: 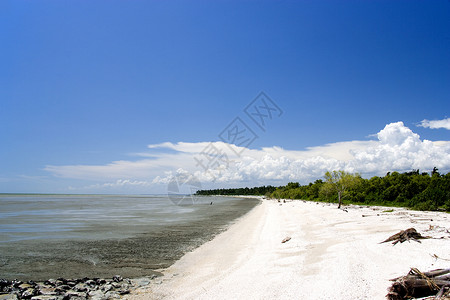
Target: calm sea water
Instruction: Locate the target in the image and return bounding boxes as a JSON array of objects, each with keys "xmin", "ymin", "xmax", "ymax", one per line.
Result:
[
  {"xmin": 0, "ymin": 194, "xmax": 259, "ymax": 280},
  {"xmin": 0, "ymin": 194, "xmax": 209, "ymax": 243}
]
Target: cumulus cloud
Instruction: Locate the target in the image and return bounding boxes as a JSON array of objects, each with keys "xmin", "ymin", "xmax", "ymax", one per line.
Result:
[
  {"xmin": 418, "ymin": 118, "xmax": 450, "ymax": 130},
  {"xmin": 45, "ymin": 122, "xmax": 450, "ymax": 191},
  {"xmin": 348, "ymin": 122, "xmax": 449, "ymax": 174}
]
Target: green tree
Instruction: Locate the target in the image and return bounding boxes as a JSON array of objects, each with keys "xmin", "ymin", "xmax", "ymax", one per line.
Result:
[
  {"xmin": 319, "ymin": 179, "xmax": 335, "ymax": 201},
  {"xmin": 322, "ymin": 170, "xmax": 361, "ymax": 208}
]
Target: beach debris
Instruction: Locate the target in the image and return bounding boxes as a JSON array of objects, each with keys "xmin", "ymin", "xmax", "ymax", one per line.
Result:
[
  {"xmin": 281, "ymin": 237, "xmax": 291, "ymax": 243},
  {"xmin": 431, "ymin": 254, "xmax": 450, "ymax": 262},
  {"xmin": 386, "ymin": 267, "xmax": 450, "ymax": 299},
  {"xmin": 426, "ymin": 224, "xmax": 450, "ymax": 234},
  {"xmin": 380, "ymin": 228, "xmax": 430, "ymax": 245}
]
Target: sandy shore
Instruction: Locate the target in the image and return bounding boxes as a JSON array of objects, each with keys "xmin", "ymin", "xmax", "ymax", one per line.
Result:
[{"xmin": 127, "ymin": 199, "xmax": 450, "ymax": 299}]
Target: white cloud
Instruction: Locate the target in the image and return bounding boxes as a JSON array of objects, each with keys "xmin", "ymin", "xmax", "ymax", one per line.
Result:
[
  {"xmin": 348, "ymin": 122, "xmax": 449, "ymax": 174},
  {"xmin": 45, "ymin": 121, "xmax": 450, "ymax": 192},
  {"xmin": 418, "ymin": 118, "xmax": 450, "ymax": 130},
  {"xmin": 86, "ymin": 179, "xmax": 153, "ymax": 189},
  {"xmin": 67, "ymin": 179, "xmax": 154, "ymax": 193}
]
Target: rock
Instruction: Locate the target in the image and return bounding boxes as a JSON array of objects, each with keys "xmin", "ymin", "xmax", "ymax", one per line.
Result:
[
  {"xmin": 65, "ymin": 281, "xmax": 77, "ymax": 287},
  {"xmin": 110, "ymin": 282, "xmax": 119, "ymax": 288},
  {"xmin": 118, "ymin": 289, "xmax": 130, "ymax": 295},
  {"xmin": 95, "ymin": 279, "xmax": 106, "ymax": 285},
  {"xmin": 73, "ymin": 283, "xmax": 88, "ymax": 292},
  {"xmin": 0, "ymin": 294, "xmax": 18, "ymax": 300},
  {"xmin": 85, "ymin": 280, "xmax": 96, "ymax": 287},
  {"xmin": 123, "ymin": 282, "xmax": 131, "ymax": 289},
  {"xmin": 88, "ymin": 290, "xmax": 105, "ymax": 300},
  {"xmin": 21, "ymin": 288, "xmax": 36, "ymax": 298},
  {"xmin": 101, "ymin": 284, "xmax": 112, "ymax": 293},
  {"xmin": 11, "ymin": 281, "xmax": 23, "ymax": 288},
  {"xmin": 39, "ymin": 288, "xmax": 58, "ymax": 296},
  {"xmin": 55, "ymin": 285, "xmax": 70, "ymax": 292},
  {"xmin": 0, "ymin": 287, "xmax": 12, "ymax": 294},
  {"xmin": 54, "ymin": 281, "xmax": 63, "ymax": 287},
  {"xmin": 1, "ymin": 276, "xmax": 133, "ymax": 299},
  {"xmin": 104, "ymin": 291, "xmax": 120, "ymax": 299},
  {"xmin": 63, "ymin": 291, "xmax": 87, "ymax": 298},
  {"xmin": 130, "ymin": 277, "xmax": 152, "ymax": 287},
  {"xmin": 35, "ymin": 284, "xmax": 51, "ymax": 291},
  {"xmin": 18, "ymin": 283, "xmax": 33, "ymax": 290},
  {"xmin": 0, "ymin": 279, "xmax": 11, "ymax": 288},
  {"xmin": 44, "ymin": 280, "xmax": 56, "ymax": 287},
  {"xmin": 30, "ymin": 296, "xmax": 61, "ymax": 300}
]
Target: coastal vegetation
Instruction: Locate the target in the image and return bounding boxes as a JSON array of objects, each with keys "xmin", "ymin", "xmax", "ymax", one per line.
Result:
[
  {"xmin": 195, "ymin": 168, "xmax": 450, "ymax": 211},
  {"xmin": 322, "ymin": 170, "xmax": 361, "ymax": 209},
  {"xmin": 195, "ymin": 185, "xmax": 277, "ymax": 196}
]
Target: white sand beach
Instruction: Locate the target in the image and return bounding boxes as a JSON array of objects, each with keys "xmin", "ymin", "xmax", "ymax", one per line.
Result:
[{"xmin": 127, "ymin": 199, "xmax": 450, "ymax": 299}]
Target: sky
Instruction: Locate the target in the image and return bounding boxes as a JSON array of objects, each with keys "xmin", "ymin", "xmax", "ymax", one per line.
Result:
[{"xmin": 1, "ymin": 0, "xmax": 450, "ymax": 194}]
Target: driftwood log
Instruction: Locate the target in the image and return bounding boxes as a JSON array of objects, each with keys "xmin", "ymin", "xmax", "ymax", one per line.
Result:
[
  {"xmin": 281, "ymin": 236, "xmax": 291, "ymax": 243},
  {"xmin": 380, "ymin": 228, "xmax": 430, "ymax": 245},
  {"xmin": 387, "ymin": 268, "xmax": 450, "ymax": 299}
]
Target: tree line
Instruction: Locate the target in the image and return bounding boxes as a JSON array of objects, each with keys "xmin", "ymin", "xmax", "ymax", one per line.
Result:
[
  {"xmin": 195, "ymin": 185, "xmax": 277, "ymax": 196},
  {"xmin": 196, "ymin": 168, "xmax": 450, "ymax": 211}
]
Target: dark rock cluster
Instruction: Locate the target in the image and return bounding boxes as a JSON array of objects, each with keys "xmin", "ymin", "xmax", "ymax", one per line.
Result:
[{"xmin": 0, "ymin": 275, "xmax": 139, "ymax": 300}]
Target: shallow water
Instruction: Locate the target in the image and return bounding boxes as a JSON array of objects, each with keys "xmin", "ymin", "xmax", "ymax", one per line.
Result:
[
  {"xmin": 0, "ymin": 195, "xmax": 200, "ymax": 243},
  {"xmin": 0, "ymin": 194, "xmax": 259, "ymax": 280}
]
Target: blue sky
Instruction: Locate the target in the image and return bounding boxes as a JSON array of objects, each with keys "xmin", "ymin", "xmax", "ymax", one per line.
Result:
[{"xmin": 1, "ymin": 0, "xmax": 449, "ymax": 194}]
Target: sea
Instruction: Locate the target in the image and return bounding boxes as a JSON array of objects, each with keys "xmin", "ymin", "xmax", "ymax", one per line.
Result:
[{"xmin": 0, "ymin": 194, "xmax": 260, "ymax": 281}]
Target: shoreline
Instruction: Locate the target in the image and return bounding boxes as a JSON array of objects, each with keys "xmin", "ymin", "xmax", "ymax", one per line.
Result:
[{"xmin": 127, "ymin": 198, "xmax": 450, "ymax": 299}]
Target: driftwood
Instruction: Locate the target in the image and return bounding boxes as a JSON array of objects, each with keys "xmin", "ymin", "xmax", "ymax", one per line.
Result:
[
  {"xmin": 281, "ymin": 236, "xmax": 291, "ymax": 243},
  {"xmin": 380, "ymin": 228, "xmax": 430, "ymax": 245},
  {"xmin": 387, "ymin": 268, "xmax": 450, "ymax": 299}
]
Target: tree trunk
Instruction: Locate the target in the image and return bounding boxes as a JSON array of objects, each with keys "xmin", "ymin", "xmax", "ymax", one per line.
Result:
[{"xmin": 338, "ymin": 191, "xmax": 342, "ymax": 208}]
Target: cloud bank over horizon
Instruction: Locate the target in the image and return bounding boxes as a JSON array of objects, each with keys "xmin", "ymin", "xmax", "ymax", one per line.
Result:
[{"xmin": 45, "ymin": 121, "xmax": 450, "ymax": 192}]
